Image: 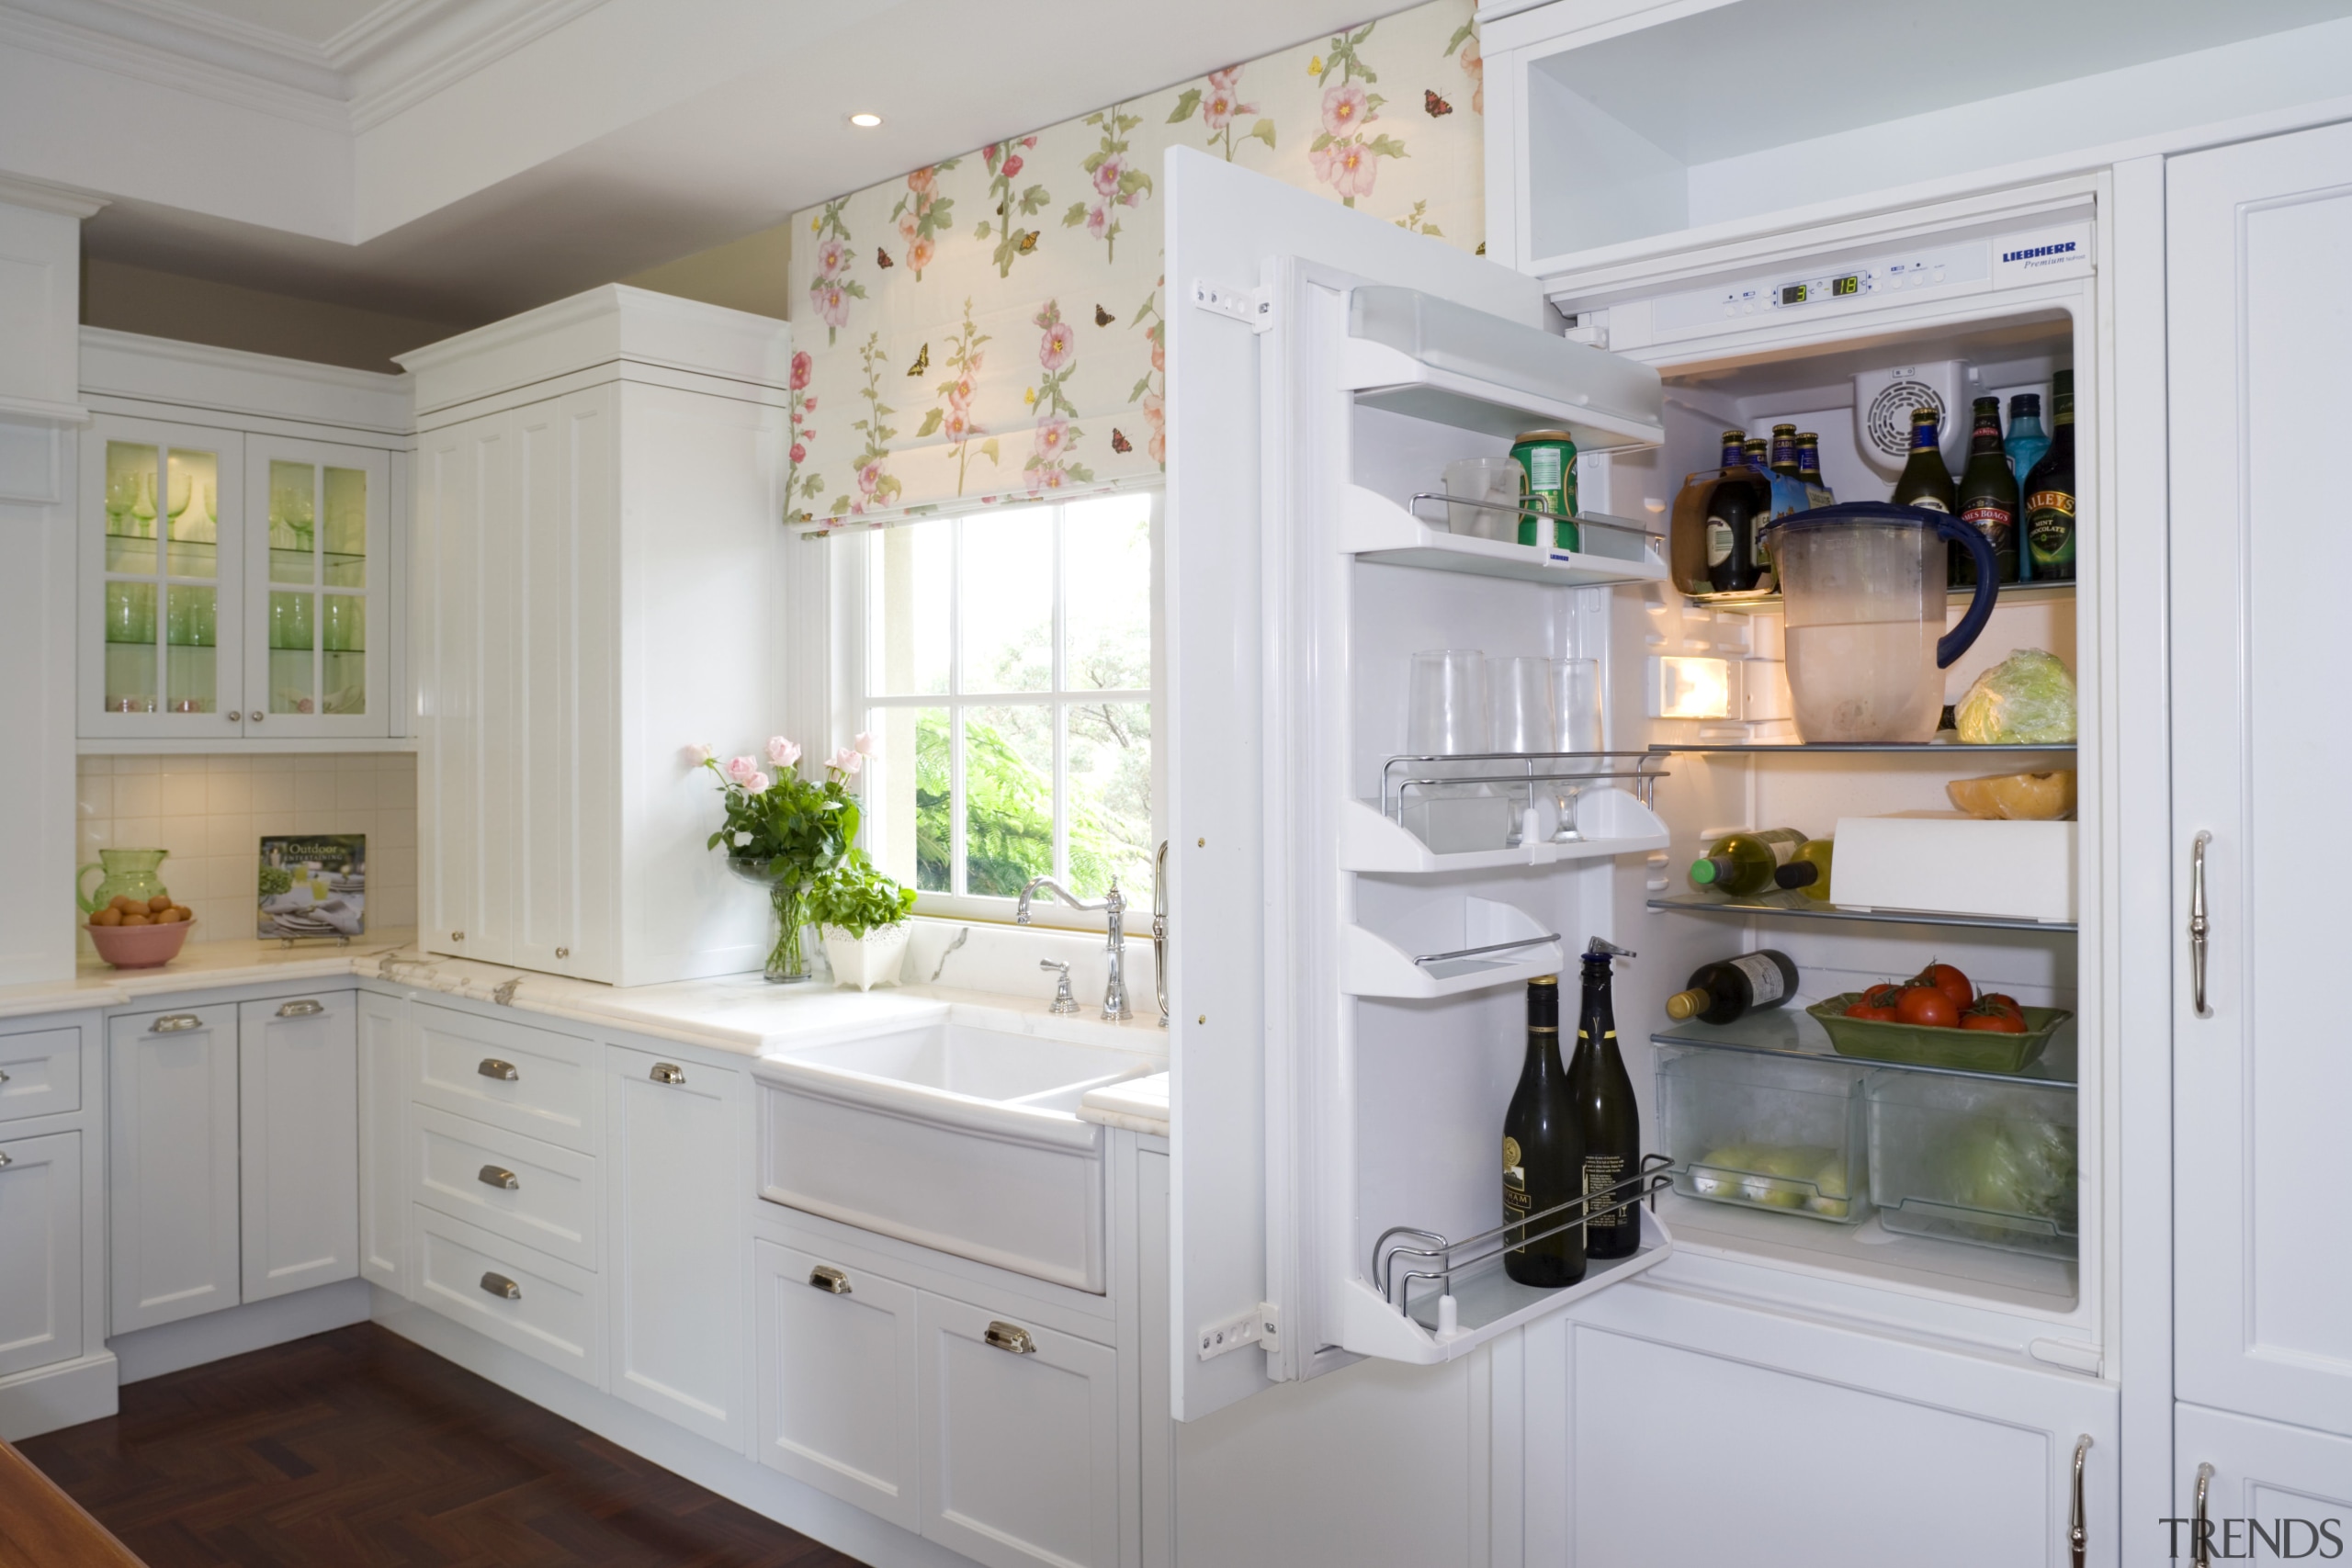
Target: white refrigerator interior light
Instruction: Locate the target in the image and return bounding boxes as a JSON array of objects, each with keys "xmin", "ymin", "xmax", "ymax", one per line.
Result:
[{"xmin": 1647, "ymin": 655, "xmax": 1733, "ymax": 719}]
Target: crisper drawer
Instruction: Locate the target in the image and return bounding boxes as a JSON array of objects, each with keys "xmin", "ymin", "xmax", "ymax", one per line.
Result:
[
  {"xmin": 413, "ymin": 1205, "xmax": 601, "ymax": 1384},
  {"xmin": 413, "ymin": 1003, "xmax": 596, "ymax": 1153},
  {"xmin": 1657, "ymin": 1044, "xmax": 1871, "ymax": 1224},
  {"xmin": 413, "ymin": 1104, "xmax": 596, "ymax": 1271},
  {"xmin": 1867, "ymin": 1073, "xmax": 2078, "ymax": 1259},
  {"xmin": 0, "ymin": 1027, "xmax": 81, "ymax": 1125}
]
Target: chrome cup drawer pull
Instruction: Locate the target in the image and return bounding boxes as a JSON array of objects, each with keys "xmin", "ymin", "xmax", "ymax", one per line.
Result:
[
  {"xmin": 150, "ymin": 1014, "xmax": 202, "ymax": 1033},
  {"xmin": 480, "ymin": 1271, "xmax": 521, "ymax": 1301},
  {"xmin": 808, "ymin": 1265, "xmax": 852, "ymax": 1295},
  {"xmin": 650, "ymin": 1062, "xmax": 685, "ymax": 1086},
  {"xmin": 0, "ymin": 1150, "xmax": 12, "ymax": 1168},
  {"xmin": 275, "ymin": 998, "xmax": 325, "ymax": 1018},
  {"xmin": 478, "ymin": 1165, "xmax": 519, "ymax": 1190},
  {"xmin": 477, "ymin": 1058, "xmax": 519, "ymax": 1081},
  {"xmin": 984, "ymin": 1320, "xmax": 1037, "ymax": 1355}
]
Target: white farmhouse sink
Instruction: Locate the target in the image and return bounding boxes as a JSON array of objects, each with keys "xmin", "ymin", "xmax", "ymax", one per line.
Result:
[{"xmin": 751, "ymin": 1014, "xmax": 1160, "ymax": 1292}]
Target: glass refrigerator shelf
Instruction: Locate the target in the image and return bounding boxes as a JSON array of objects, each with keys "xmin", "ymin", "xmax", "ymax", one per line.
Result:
[
  {"xmin": 1651, "ymin": 1006, "xmax": 2076, "ymax": 1088},
  {"xmin": 1647, "ymin": 889, "xmax": 2077, "ymax": 934}
]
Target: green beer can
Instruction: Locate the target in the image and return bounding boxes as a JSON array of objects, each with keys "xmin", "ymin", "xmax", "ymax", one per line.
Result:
[{"xmin": 1510, "ymin": 430, "xmax": 1578, "ymax": 550}]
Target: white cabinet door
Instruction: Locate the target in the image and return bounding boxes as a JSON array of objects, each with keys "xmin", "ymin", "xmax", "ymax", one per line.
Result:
[
  {"xmin": 2175, "ymin": 1404, "xmax": 2352, "ymax": 1564},
  {"xmin": 2169, "ymin": 119, "xmax": 2352, "ymax": 1442},
  {"xmin": 415, "ymin": 412, "xmax": 502, "ymax": 964},
  {"xmin": 605, "ymin": 1043, "xmax": 743, "ymax": 1448},
  {"xmin": 356, "ymin": 990, "xmax": 410, "ymax": 1292},
  {"xmin": 79, "ymin": 415, "xmax": 246, "ymax": 740},
  {"xmin": 236, "ymin": 992, "xmax": 358, "ymax": 1303},
  {"xmin": 753, "ymin": 1238, "xmax": 921, "ymax": 1532},
  {"xmin": 241, "ymin": 435, "xmax": 390, "ymax": 739},
  {"xmin": 0, "ymin": 1026, "xmax": 82, "ymax": 1125},
  {"xmin": 1554, "ymin": 1288, "xmax": 2119, "ymax": 1567},
  {"xmin": 918, "ymin": 1291, "xmax": 1120, "ymax": 1568},
  {"xmin": 0, "ymin": 1130, "xmax": 82, "ymax": 1380},
  {"xmin": 108, "ymin": 1002, "xmax": 240, "ymax": 1333}
]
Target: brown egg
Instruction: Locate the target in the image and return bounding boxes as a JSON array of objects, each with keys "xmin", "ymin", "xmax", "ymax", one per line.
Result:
[
  {"xmin": 169, "ymin": 907, "xmax": 192, "ymax": 923},
  {"xmin": 147, "ymin": 894, "xmax": 173, "ymax": 914},
  {"xmin": 120, "ymin": 912, "xmax": 153, "ymax": 926},
  {"xmin": 110, "ymin": 895, "xmax": 137, "ymax": 913},
  {"xmin": 90, "ymin": 907, "xmax": 122, "ymax": 927}
]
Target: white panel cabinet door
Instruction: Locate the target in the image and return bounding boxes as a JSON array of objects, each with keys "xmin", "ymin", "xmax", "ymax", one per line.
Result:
[
  {"xmin": 605, "ymin": 1044, "xmax": 745, "ymax": 1449},
  {"xmin": 237, "ymin": 992, "xmax": 358, "ymax": 1303},
  {"xmin": 108, "ymin": 1003, "xmax": 240, "ymax": 1333},
  {"xmin": 917, "ymin": 1292, "xmax": 1120, "ymax": 1568},
  {"xmin": 753, "ymin": 1239, "xmax": 921, "ymax": 1533},
  {"xmin": 356, "ymin": 990, "xmax": 410, "ymax": 1292},
  {"xmin": 415, "ymin": 413, "xmax": 492, "ymax": 964},
  {"xmin": 2175, "ymin": 1404, "xmax": 2352, "ymax": 1565},
  {"xmin": 0, "ymin": 1130, "xmax": 82, "ymax": 1380},
  {"xmin": 2169, "ymin": 119, "xmax": 2352, "ymax": 1442}
]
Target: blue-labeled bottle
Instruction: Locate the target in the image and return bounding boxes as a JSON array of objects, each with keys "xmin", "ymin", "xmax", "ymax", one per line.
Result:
[{"xmin": 2004, "ymin": 393, "xmax": 2050, "ymax": 581}]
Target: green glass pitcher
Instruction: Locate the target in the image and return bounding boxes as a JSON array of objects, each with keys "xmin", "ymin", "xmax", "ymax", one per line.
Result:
[{"xmin": 77, "ymin": 848, "xmax": 171, "ymax": 915}]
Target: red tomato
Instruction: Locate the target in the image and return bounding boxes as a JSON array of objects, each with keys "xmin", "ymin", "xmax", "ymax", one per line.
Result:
[
  {"xmin": 1895, "ymin": 985, "xmax": 1959, "ymax": 1028},
  {"xmin": 1961, "ymin": 1001, "xmax": 2029, "ymax": 1033},
  {"xmin": 1978, "ymin": 992, "xmax": 2023, "ymax": 1017},
  {"xmin": 1845, "ymin": 1000, "xmax": 1899, "ymax": 1021},
  {"xmin": 1862, "ymin": 984, "xmax": 1906, "ymax": 1010},
  {"xmin": 1914, "ymin": 962, "xmax": 1973, "ymax": 1010}
]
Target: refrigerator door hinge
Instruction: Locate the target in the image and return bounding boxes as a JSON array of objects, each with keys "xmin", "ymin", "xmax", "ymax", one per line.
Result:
[
  {"xmin": 1191, "ymin": 279, "xmax": 1274, "ymax": 333},
  {"xmin": 1197, "ymin": 1303, "xmax": 1279, "ymax": 1359}
]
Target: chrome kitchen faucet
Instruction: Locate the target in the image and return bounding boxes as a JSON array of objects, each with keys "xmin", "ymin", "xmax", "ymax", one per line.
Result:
[{"xmin": 1016, "ymin": 875, "xmax": 1133, "ymax": 1021}]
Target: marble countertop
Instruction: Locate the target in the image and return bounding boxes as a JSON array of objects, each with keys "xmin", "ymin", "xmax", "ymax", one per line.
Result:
[{"xmin": 1079, "ymin": 1071, "xmax": 1170, "ymax": 1137}]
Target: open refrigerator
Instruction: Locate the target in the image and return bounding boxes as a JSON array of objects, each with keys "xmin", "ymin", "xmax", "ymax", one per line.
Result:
[{"xmin": 1163, "ymin": 148, "xmax": 2104, "ymax": 1422}]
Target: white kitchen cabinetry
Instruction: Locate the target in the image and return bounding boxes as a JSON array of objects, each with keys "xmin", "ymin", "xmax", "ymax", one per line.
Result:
[
  {"xmin": 235, "ymin": 992, "xmax": 358, "ymax": 1303},
  {"xmin": 2175, "ymin": 1404, "xmax": 2352, "ymax": 1562},
  {"xmin": 605, "ymin": 1043, "xmax": 746, "ymax": 1449},
  {"xmin": 404, "ymin": 286, "xmax": 791, "ymax": 986},
  {"xmin": 356, "ymin": 989, "xmax": 410, "ymax": 1292},
  {"xmin": 2168, "ymin": 118, "xmax": 2352, "ymax": 1448},
  {"xmin": 413, "ymin": 1203, "xmax": 602, "ymax": 1383},
  {"xmin": 0, "ymin": 1131, "xmax": 83, "ymax": 1381},
  {"xmin": 107, "ymin": 1000, "xmax": 241, "ymax": 1333},
  {"xmin": 919, "ymin": 1292, "xmax": 1121, "ymax": 1568},
  {"xmin": 754, "ymin": 1237, "xmax": 922, "ymax": 1531},
  {"xmin": 410, "ymin": 1002, "xmax": 597, "ymax": 1152},
  {"xmin": 75, "ymin": 331, "xmax": 409, "ymax": 747},
  {"xmin": 0, "ymin": 1027, "xmax": 81, "ymax": 1124}
]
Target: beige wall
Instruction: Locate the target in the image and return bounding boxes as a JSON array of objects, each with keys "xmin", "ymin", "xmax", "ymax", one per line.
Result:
[
  {"xmin": 622, "ymin": 221, "xmax": 793, "ymax": 320},
  {"xmin": 81, "ymin": 257, "xmax": 468, "ymax": 373}
]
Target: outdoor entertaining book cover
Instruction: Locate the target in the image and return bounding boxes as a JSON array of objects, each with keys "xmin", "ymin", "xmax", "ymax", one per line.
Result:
[{"xmin": 257, "ymin": 835, "xmax": 366, "ymax": 939}]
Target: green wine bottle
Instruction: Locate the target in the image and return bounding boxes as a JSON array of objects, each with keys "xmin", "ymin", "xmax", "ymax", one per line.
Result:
[
  {"xmin": 1687, "ymin": 828, "xmax": 1807, "ymax": 896},
  {"xmin": 1889, "ymin": 406, "xmax": 1956, "ymax": 513},
  {"xmin": 1503, "ymin": 976, "xmax": 1586, "ymax": 1288},
  {"xmin": 1569, "ymin": 941, "xmax": 1643, "ymax": 1261}
]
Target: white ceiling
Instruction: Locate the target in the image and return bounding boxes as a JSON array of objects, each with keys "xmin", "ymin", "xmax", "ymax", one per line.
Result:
[{"xmin": 9, "ymin": 0, "xmax": 1396, "ymax": 333}]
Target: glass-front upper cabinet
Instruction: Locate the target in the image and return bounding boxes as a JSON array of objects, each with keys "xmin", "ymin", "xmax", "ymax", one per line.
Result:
[{"xmin": 79, "ymin": 415, "xmax": 390, "ymax": 741}]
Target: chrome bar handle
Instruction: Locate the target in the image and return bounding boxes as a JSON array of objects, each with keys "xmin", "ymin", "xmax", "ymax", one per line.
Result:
[
  {"xmin": 478, "ymin": 1058, "xmax": 518, "ymax": 1081},
  {"xmin": 1152, "ymin": 839, "xmax": 1170, "ymax": 1029},
  {"xmin": 150, "ymin": 1014, "xmax": 202, "ymax": 1033},
  {"xmin": 2069, "ymin": 1434, "xmax": 2091, "ymax": 1568},
  {"xmin": 275, "ymin": 998, "xmax": 325, "ymax": 1018},
  {"xmin": 808, "ymin": 1265, "xmax": 851, "ymax": 1295},
  {"xmin": 984, "ymin": 1320, "xmax": 1037, "ymax": 1355},
  {"xmin": 2192, "ymin": 1461, "xmax": 2215, "ymax": 1568},
  {"xmin": 480, "ymin": 1271, "xmax": 521, "ymax": 1301},
  {"xmin": 2190, "ymin": 830, "xmax": 2212, "ymax": 1018},
  {"xmin": 1413, "ymin": 931, "xmax": 1561, "ymax": 968}
]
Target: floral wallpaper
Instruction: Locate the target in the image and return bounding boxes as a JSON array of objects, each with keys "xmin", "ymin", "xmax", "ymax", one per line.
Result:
[{"xmin": 786, "ymin": 0, "xmax": 1484, "ymax": 528}]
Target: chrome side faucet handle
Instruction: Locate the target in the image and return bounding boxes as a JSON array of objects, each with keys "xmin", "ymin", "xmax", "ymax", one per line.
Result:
[{"xmin": 1040, "ymin": 959, "xmax": 1080, "ymax": 1015}]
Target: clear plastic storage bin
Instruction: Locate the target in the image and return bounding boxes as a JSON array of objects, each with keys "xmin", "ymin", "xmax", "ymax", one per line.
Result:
[
  {"xmin": 1657, "ymin": 1044, "xmax": 1871, "ymax": 1224},
  {"xmin": 1867, "ymin": 1073, "xmax": 2078, "ymax": 1259}
]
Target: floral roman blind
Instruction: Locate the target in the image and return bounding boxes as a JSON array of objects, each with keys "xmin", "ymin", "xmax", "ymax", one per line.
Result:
[{"xmin": 786, "ymin": 0, "xmax": 1485, "ymax": 529}]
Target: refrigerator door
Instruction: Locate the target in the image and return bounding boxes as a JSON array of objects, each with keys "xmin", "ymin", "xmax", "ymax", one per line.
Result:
[{"xmin": 1163, "ymin": 147, "xmax": 1560, "ymax": 1420}]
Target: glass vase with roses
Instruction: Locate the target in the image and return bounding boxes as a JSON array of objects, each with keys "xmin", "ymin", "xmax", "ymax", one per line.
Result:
[{"xmin": 694, "ymin": 734, "xmax": 875, "ymax": 983}]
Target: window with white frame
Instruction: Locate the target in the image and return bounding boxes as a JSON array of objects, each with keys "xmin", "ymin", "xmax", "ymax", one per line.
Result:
[{"xmin": 854, "ymin": 493, "xmax": 1157, "ymax": 920}]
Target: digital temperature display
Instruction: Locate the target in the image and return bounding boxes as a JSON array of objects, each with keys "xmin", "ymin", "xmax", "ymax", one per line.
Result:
[
  {"xmin": 1780, "ymin": 283, "xmax": 1807, "ymax": 305},
  {"xmin": 1780, "ymin": 274, "xmax": 1865, "ymax": 307},
  {"xmin": 1832, "ymin": 274, "xmax": 1860, "ymax": 296}
]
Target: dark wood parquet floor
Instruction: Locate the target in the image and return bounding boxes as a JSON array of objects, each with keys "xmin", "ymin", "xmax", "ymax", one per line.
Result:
[{"xmin": 18, "ymin": 1324, "xmax": 867, "ymax": 1568}]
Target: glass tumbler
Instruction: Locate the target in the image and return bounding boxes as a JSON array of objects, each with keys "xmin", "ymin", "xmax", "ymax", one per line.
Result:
[
  {"xmin": 1490, "ymin": 656, "xmax": 1555, "ymax": 845},
  {"xmin": 1443, "ymin": 456, "xmax": 1525, "ymax": 539},
  {"xmin": 1551, "ymin": 658, "xmax": 1603, "ymax": 842},
  {"xmin": 1407, "ymin": 650, "xmax": 1489, "ymax": 756}
]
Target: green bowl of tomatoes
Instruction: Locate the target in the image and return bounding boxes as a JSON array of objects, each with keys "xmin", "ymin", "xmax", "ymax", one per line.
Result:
[{"xmin": 1807, "ymin": 972, "xmax": 2069, "ymax": 1076}]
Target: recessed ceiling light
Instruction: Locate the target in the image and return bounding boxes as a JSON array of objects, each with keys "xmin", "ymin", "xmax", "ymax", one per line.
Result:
[{"xmin": 848, "ymin": 112, "xmax": 883, "ymax": 129}]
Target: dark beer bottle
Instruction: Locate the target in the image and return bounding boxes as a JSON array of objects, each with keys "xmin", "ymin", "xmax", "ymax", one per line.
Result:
[
  {"xmin": 2024, "ymin": 370, "xmax": 2076, "ymax": 581},
  {"xmin": 1890, "ymin": 407, "xmax": 1956, "ymax": 513},
  {"xmin": 1769, "ymin": 423, "xmax": 1801, "ymax": 477},
  {"xmin": 1953, "ymin": 395, "xmax": 2019, "ymax": 585}
]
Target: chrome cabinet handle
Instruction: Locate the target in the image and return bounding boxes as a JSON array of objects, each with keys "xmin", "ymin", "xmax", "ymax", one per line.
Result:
[
  {"xmin": 480, "ymin": 1270, "xmax": 521, "ymax": 1301},
  {"xmin": 150, "ymin": 1014, "xmax": 202, "ymax": 1033},
  {"xmin": 275, "ymin": 998, "xmax": 324, "ymax": 1018},
  {"xmin": 650, "ymin": 1062, "xmax": 685, "ymax": 1086},
  {"xmin": 451, "ymin": 931, "xmax": 465, "ymax": 942},
  {"xmin": 984, "ymin": 1320, "xmax": 1037, "ymax": 1355},
  {"xmin": 477, "ymin": 1057, "xmax": 518, "ymax": 1081},
  {"xmin": 225, "ymin": 711, "xmax": 240, "ymax": 723},
  {"xmin": 2190, "ymin": 831, "xmax": 2212, "ymax": 1018},
  {"xmin": 249, "ymin": 710, "xmax": 264, "ymax": 722},
  {"xmin": 0, "ymin": 1150, "xmax": 12, "ymax": 1168},
  {"xmin": 2070, "ymin": 1434, "xmax": 2092, "ymax": 1568},
  {"xmin": 554, "ymin": 946, "xmax": 569, "ymax": 960},
  {"xmin": 808, "ymin": 1265, "xmax": 851, "ymax": 1295},
  {"xmin": 478, "ymin": 1165, "xmax": 518, "ymax": 1190},
  {"xmin": 2193, "ymin": 1461, "xmax": 2215, "ymax": 1568},
  {"xmin": 0, "ymin": 1068, "xmax": 10, "ymax": 1082}
]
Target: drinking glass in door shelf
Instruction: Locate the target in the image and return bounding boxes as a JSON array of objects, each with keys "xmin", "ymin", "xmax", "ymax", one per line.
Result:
[
  {"xmin": 89, "ymin": 429, "xmax": 242, "ymax": 737},
  {"xmin": 242, "ymin": 439, "xmax": 388, "ymax": 738}
]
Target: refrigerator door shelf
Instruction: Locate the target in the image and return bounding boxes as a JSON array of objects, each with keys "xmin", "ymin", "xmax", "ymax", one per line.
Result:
[
  {"xmin": 1342, "ymin": 795, "xmax": 1667, "ymax": 874},
  {"xmin": 1340, "ymin": 333, "xmax": 1663, "ymax": 454},
  {"xmin": 1342, "ymin": 484, "xmax": 1668, "ymax": 589},
  {"xmin": 1341, "ymin": 895, "xmax": 1563, "ymax": 998},
  {"xmin": 1337, "ymin": 1205, "xmax": 1674, "ymax": 1366}
]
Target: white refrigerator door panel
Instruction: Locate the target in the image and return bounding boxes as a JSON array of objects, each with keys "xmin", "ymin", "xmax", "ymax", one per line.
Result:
[
  {"xmin": 1162, "ymin": 145, "xmax": 1545, "ymax": 1420},
  {"xmin": 2168, "ymin": 118, "xmax": 2352, "ymax": 1440}
]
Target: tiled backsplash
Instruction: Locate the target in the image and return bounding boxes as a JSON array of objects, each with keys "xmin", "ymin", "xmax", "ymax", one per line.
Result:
[{"xmin": 75, "ymin": 753, "xmax": 417, "ymax": 945}]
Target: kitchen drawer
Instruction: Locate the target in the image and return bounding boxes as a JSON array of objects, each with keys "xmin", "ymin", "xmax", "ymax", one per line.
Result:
[
  {"xmin": 413, "ymin": 1003, "xmax": 597, "ymax": 1154},
  {"xmin": 0, "ymin": 1130, "xmax": 82, "ymax": 1381},
  {"xmin": 754, "ymin": 1238, "xmax": 920, "ymax": 1533},
  {"xmin": 0, "ymin": 1027, "xmax": 80, "ymax": 1125},
  {"xmin": 414, "ymin": 1104, "xmax": 596, "ymax": 1271},
  {"xmin": 918, "ymin": 1290, "xmax": 1118, "ymax": 1568},
  {"xmin": 413, "ymin": 1205, "xmax": 601, "ymax": 1385}
]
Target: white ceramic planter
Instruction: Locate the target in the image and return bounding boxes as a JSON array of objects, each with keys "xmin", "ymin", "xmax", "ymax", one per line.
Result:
[{"xmin": 820, "ymin": 922, "xmax": 911, "ymax": 990}]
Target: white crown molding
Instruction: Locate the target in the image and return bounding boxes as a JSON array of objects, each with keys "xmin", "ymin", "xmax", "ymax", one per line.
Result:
[
  {"xmin": 0, "ymin": 391, "xmax": 92, "ymax": 426},
  {"xmin": 339, "ymin": 0, "xmax": 609, "ymax": 131},
  {"xmin": 0, "ymin": 0, "xmax": 348, "ymax": 128},
  {"xmin": 0, "ymin": 171, "xmax": 109, "ymax": 218},
  {"xmin": 79, "ymin": 325, "xmax": 413, "ymax": 433}
]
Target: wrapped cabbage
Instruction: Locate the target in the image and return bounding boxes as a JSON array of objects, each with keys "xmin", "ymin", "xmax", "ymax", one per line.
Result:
[
  {"xmin": 1955, "ymin": 649, "xmax": 2077, "ymax": 745},
  {"xmin": 1942, "ymin": 1114, "xmax": 2077, "ymax": 1232}
]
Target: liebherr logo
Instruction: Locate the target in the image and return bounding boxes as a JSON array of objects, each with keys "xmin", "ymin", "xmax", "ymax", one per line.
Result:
[
  {"xmin": 2002, "ymin": 241, "xmax": 2079, "ymax": 264},
  {"xmin": 2157, "ymin": 1515, "xmax": 2346, "ymax": 1559}
]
